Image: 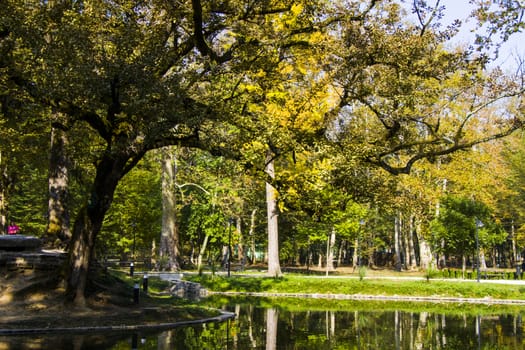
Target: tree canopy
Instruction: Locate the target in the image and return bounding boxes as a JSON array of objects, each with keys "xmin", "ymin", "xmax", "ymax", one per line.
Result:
[{"xmin": 0, "ymin": 0, "xmax": 524, "ymax": 305}]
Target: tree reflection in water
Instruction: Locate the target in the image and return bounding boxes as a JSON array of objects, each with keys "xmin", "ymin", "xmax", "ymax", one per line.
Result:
[{"xmin": 1, "ymin": 300, "xmax": 524, "ymax": 349}]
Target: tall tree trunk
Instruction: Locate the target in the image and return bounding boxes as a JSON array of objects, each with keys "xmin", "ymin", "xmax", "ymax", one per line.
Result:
[
  {"xmin": 417, "ymin": 217, "xmax": 434, "ymax": 270},
  {"xmin": 249, "ymin": 208, "xmax": 257, "ymax": 263},
  {"xmin": 353, "ymin": 237, "xmax": 359, "ymax": 270},
  {"xmin": 66, "ymin": 206, "xmax": 98, "ymax": 307},
  {"xmin": 326, "ymin": 227, "xmax": 336, "ymax": 272},
  {"xmin": 0, "ymin": 151, "xmax": 6, "ymax": 234},
  {"xmin": 436, "ymin": 178, "xmax": 447, "ymax": 268},
  {"xmin": 150, "ymin": 240, "xmax": 157, "ymax": 271},
  {"xmin": 462, "ymin": 255, "xmax": 466, "ymax": 278},
  {"xmin": 337, "ymin": 240, "xmax": 345, "ymax": 267},
  {"xmin": 159, "ymin": 147, "xmax": 180, "ymax": 271},
  {"xmin": 197, "ymin": 234, "xmax": 210, "ymax": 273},
  {"xmin": 221, "ymin": 244, "xmax": 229, "ymax": 268},
  {"xmin": 394, "ymin": 213, "xmax": 402, "ymax": 271},
  {"xmin": 480, "ymin": 249, "xmax": 487, "ymax": 271},
  {"xmin": 47, "ymin": 123, "xmax": 71, "ymax": 245},
  {"xmin": 265, "ymin": 155, "xmax": 282, "ymax": 277},
  {"xmin": 403, "ymin": 219, "xmax": 411, "ymax": 269},
  {"xmin": 236, "ymin": 216, "xmax": 245, "ymax": 267},
  {"xmin": 65, "ymin": 154, "xmax": 126, "ymax": 306},
  {"xmin": 511, "ymin": 220, "xmax": 519, "ymax": 266},
  {"xmin": 408, "ymin": 215, "xmax": 417, "ymax": 270}
]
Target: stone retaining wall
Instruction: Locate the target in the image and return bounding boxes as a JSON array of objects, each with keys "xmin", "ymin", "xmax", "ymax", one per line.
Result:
[
  {"xmin": 170, "ymin": 280, "xmax": 207, "ymax": 300},
  {"xmin": 0, "ymin": 251, "xmax": 66, "ymax": 271}
]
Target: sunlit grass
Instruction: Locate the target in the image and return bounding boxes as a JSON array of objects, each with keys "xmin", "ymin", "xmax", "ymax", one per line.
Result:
[{"xmin": 187, "ymin": 274, "xmax": 525, "ymax": 301}]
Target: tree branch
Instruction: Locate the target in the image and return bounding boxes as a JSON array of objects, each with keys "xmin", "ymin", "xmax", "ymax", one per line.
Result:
[{"xmin": 370, "ymin": 117, "xmax": 523, "ymax": 175}]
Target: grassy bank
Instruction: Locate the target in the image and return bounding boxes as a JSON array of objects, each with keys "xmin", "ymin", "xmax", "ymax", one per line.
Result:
[
  {"xmin": 0, "ymin": 269, "xmax": 221, "ymax": 331},
  {"xmin": 186, "ymin": 274, "xmax": 525, "ymax": 301}
]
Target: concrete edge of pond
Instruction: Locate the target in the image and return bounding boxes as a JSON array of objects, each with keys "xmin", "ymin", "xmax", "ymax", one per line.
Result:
[
  {"xmin": 0, "ymin": 310, "xmax": 236, "ymax": 336},
  {"xmin": 208, "ymin": 291, "xmax": 525, "ymax": 305}
]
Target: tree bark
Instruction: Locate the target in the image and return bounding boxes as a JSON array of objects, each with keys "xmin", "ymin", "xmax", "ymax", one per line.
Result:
[
  {"xmin": 159, "ymin": 147, "xmax": 180, "ymax": 271},
  {"xmin": 265, "ymin": 155, "xmax": 282, "ymax": 277},
  {"xmin": 462, "ymin": 255, "xmax": 466, "ymax": 278},
  {"xmin": 221, "ymin": 244, "xmax": 229, "ymax": 268},
  {"xmin": 408, "ymin": 215, "xmax": 417, "ymax": 270},
  {"xmin": 0, "ymin": 151, "xmax": 6, "ymax": 234},
  {"xmin": 47, "ymin": 123, "xmax": 71, "ymax": 244},
  {"xmin": 236, "ymin": 217, "xmax": 245, "ymax": 268},
  {"xmin": 326, "ymin": 228, "xmax": 336, "ymax": 272},
  {"xmin": 249, "ymin": 208, "xmax": 257, "ymax": 263},
  {"xmin": 436, "ymin": 178, "xmax": 447, "ymax": 268},
  {"xmin": 197, "ymin": 234, "xmax": 210, "ymax": 273},
  {"xmin": 511, "ymin": 220, "xmax": 518, "ymax": 266},
  {"xmin": 65, "ymin": 153, "xmax": 132, "ymax": 306},
  {"xmin": 337, "ymin": 240, "xmax": 345, "ymax": 267},
  {"xmin": 353, "ymin": 237, "xmax": 359, "ymax": 270},
  {"xmin": 418, "ymin": 221, "xmax": 434, "ymax": 270},
  {"xmin": 394, "ymin": 213, "xmax": 402, "ymax": 271},
  {"xmin": 66, "ymin": 206, "xmax": 96, "ymax": 307}
]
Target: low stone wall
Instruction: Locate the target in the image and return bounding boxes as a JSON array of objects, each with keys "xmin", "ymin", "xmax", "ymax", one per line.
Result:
[
  {"xmin": 133, "ymin": 272, "xmax": 206, "ymax": 300},
  {"xmin": 170, "ymin": 280, "xmax": 206, "ymax": 300},
  {"xmin": 0, "ymin": 235, "xmax": 42, "ymax": 251},
  {"xmin": 0, "ymin": 251, "xmax": 66, "ymax": 271},
  {"xmin": 154, "ymin": 272, "xmax": 184, "ymax": 281}
]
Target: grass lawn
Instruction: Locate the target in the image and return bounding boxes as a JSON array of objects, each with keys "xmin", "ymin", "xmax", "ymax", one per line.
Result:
[{"xmin": 186, "ymin": 273, "xmax": 525, "ymax": 301}]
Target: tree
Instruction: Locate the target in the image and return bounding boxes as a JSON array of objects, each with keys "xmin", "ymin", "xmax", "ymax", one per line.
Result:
[
  {"xmin": 8, "ymin": 1, "xmax": 340, "ymax": 304},
  {"xmin": 431, "ymin": 195, "xmax": 506, "ymax": 272},
  {"xmin": 160, "ymin": 147, "xmax": 181, "ymax": 271},
  {"xmin": 4, "ymin": 0, "xmax": 331, "ymax": 305},
  {"xmin": 472, "ymin": 0, "xmax": 525, "ymax": 55},
  {"xmin": 99, "ymin": 154, "xmax": 161, "ymax": 261},
  {"xmin": 497, "ymin": 134, "xmax": 525, "ymax": 260},
  {"xmin": 3, "ymin": 0, "xmax": 523, "ymax": 306},
  {"xmin": 265, "ymin": 153, "xmax": 282, "ymax": 276},
  {"xmin": 331, "ymin": 2, "xmax": 524, "ymax": 176},
  {"xmin": 47, "ymin": 118, "xmax": 72, "ymax": 245}
]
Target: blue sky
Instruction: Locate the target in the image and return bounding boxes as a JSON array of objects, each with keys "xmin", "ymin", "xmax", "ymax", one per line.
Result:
[{"xmin": 439, "ymin": 0, "xmax": 524, "ymax": 70}]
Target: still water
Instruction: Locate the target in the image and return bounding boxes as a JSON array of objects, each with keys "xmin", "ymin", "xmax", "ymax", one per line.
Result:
[{"xmin": 1, "ymin": 297, "xmax": 524, "ymax": 349}]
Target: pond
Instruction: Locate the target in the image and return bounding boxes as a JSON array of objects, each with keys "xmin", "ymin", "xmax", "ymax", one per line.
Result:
[{"xmin": 1, "ymin": 297, "xmax": 524, "ymax": 349}]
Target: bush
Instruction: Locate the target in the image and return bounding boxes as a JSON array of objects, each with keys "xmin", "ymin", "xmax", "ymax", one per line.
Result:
[{"xmin": 358, "ymin": 266, "xmax": 367, "ymax": 281}]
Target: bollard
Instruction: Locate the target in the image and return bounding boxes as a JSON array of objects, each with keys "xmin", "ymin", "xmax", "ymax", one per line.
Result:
[
  {"xmin": 143, "ymin": 273, "xmax": 148, "ymax": 293},
  {"xmin": 133, "ymin": 282, "xmax": 140, "ymax": 304},
  {"xmin": 130, "ymin": 262, "xmax": 134, "ymax": 277},
  {"xmin": 131, "ymin": 333, "xmax": 138, "ymax": 350}
]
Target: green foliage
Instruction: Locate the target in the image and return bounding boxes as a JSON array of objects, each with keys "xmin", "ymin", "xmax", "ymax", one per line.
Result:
[
  {"xmin": 98, "ymin": 155, "xmax": 162, "ymax": 258},
  {"xmin": 431, "ymin": 196, "xmax": 506, "ymax": 258},
  {"xmin": 424, "ymin": 267, "xmax": 438, "ymax": 282},
  {"xmin": 472, "ymin": 0, "xmax": 525, "ymax": 50},
  {"xmin": 175, "ymin": 151, "xmax": 254, "ymax": 261},
  {"xmin": 1, "ymin": 0, "xmax": 523, "ymax": 295},
  {"xmin": 499, "ymin": 135, "xmax": 525, "ymax": 250},
  {"xmin": 358, "ymin": 266, "xmax": 367, "ymax": 281}
]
